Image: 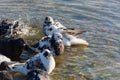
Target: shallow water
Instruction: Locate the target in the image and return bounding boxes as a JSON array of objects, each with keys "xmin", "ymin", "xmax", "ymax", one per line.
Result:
[{"xmin": 0, "ymin": 0, "xmax": 120, "ymax": 80}]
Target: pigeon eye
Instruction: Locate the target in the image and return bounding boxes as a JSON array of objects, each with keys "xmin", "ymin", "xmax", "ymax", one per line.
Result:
[
  {"xmin": 58, "ymin": 36, "xmax": 62, "ymax": 39},
  {"xmin": 49, "ymin": 28, "xmax": 52, "ymax": 31}
]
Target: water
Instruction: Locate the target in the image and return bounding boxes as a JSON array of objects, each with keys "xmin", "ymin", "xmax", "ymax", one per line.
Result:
[{"xmin": 0, "ymin": 0, "xmax": 120, "ymax": 80}]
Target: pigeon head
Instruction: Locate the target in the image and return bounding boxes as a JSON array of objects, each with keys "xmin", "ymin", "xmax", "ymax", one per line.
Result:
[
  {"xmin": 44, "ymin": 16, "xmax": 54, "ymax": 25},
  {"xmin": 12, "ymin": 20, "xmax": 19, "ymax": 29},
  {"xmin": 40, "ymin": 49, "xmax": 55, "ymax": 74},
  {"xmin": 0, "ymin": 61, "xmax": 10, "ymax": 71},
  {"xmin": 51, "ymin": 33, "xmax": 64, "ymax": 56}
]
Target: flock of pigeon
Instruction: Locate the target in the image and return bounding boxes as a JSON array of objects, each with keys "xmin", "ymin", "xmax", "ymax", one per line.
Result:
[{"xmin": 0, "ymin": 16, "xmax": 89, "ymax": 80}]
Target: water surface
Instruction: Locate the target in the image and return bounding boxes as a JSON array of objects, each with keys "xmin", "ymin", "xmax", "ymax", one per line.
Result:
[{"xmin": 0, "ymin": 0, "xmax": 120, "ymax": 80}]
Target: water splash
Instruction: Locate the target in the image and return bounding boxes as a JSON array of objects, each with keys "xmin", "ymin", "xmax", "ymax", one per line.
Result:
[{"xmin": 15, "ymin": 18, "xmax": 39, "ymax": 37}]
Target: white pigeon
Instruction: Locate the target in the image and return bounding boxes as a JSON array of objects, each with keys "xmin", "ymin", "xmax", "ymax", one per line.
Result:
[
  {"xmin": 11, "ymin": 49, "xmax": 55, "ymax": 75},
  {"xmin": 42, "ymin": 16, "xmax": 89, "ymax": 46},
  {"xmin": 31, "ymin": 32, "xmax": 64, "ymax": 56}
]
